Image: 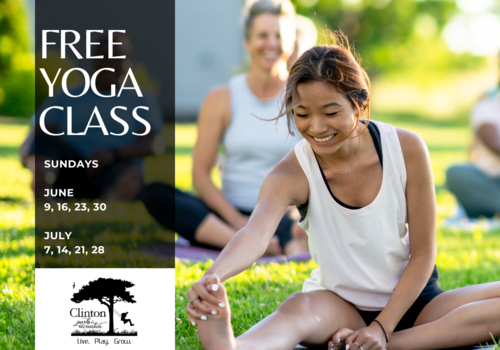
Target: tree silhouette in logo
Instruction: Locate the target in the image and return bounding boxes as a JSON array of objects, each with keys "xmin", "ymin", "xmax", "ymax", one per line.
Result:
[{"xmin": 71, "ymin": 278, "xmax": 136, "ymax": 335}]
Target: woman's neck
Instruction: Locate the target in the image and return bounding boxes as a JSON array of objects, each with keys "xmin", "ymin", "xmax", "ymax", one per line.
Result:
[
  {"xmin": 317, "ymin": 124, "xmax": 367, "ymax": 165},
  {"xmin": 246, "ymin": 61, "xmax": 287, "ymax": 99}
]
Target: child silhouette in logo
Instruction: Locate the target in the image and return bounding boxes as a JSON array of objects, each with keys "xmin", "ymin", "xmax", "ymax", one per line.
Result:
[{"xmin": 120, "ymin": 312, "xmax": 134, "ymax": 326}]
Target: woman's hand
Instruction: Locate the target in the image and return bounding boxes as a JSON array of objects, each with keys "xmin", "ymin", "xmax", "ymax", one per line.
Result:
[
  {"xmin": 186, "ymin": 274, "xmax": 226, "ymax": 325},
  {"xmin": 329, "ymin": 328, "xmax": 354, "ymax": 349},
  {"xmin": 345, "ymin": 323, "xmax": 387, "ymax": 350}
]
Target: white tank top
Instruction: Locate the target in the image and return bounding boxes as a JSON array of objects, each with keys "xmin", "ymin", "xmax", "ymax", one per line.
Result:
[
  {"xmin": 221, "ymin": 74, "xmax": 302, "ymax": 211},
  {"xmin": 295, "ymin": 120, "xmax": 410, "ymax": 311}
]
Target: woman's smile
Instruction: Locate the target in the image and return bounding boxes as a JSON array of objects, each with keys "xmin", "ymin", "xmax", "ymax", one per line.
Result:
[{"xmin": 311, "ymin": 133, "xmax": 337, "ymax": 144}]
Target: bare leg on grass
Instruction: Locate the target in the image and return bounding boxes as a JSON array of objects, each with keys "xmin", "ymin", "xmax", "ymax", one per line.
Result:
[
  {"xmin": 195, "ymin": 284, "xmax": 365, "ymax": 350},
  {"xmin": 388, "ymin": 281, "xmax": 500, "ymax": 350}
]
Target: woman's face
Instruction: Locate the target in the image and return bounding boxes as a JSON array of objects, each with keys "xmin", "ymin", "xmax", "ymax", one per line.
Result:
[
  {"xmin": 245, "ymin": 13, "xmax": 295, "ymax": 71},
  {"xmin": 293, "ymin": 81, "xmax": 358, "ymax": 157}
]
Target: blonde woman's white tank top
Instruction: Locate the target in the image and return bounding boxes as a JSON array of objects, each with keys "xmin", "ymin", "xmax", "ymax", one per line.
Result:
[
  {"xmin": 295, "ymin": 120, "xmax": 410, "ymax": 311},
  {"xmin": 221, "ymin": 74, "xmax": 302, "ymax": 211}
]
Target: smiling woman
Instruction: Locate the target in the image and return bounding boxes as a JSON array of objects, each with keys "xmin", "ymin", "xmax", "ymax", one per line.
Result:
[
  {"xmin": 186, "ymin": 30, "xmax": 500, "ymax": 350},
  {"xmin": 142, "ymin": 0, "xmax": 310, "ymax": 256}
]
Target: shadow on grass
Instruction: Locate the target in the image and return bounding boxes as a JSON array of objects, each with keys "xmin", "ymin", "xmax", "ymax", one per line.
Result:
[
  {"xmin": 0, "ymin": 116, "xmax": 31, "ymax": 125},
  {"xmin": 0, "ymin": 196, "xmax": 27, "ymax": 203},
  {"xmin": 0, "ymin": 146, "xmax": 20, "ymax": 158},
  {"xmin": 0, "ymin": 243, "xmax": 35, "ymax": 258},
  {"xmin": 175, "ymin": 146, "xmax": 193, "ymax": 157},
  {"xmin": 0, "ymin": 228, "xmax": 35, "ymax": 241}
]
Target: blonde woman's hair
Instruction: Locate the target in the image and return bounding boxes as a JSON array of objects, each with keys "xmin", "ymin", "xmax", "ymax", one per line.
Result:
[{"xmin": 243, "ymin": 0, "xmax": 296, "ymax": 39}]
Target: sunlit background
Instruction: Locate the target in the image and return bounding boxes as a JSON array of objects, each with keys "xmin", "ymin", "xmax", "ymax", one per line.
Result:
[
  {"xmin": 1, "ymin": 0, "xmax": 499, "ymax": 121},
  {"xmin": 293, "ymin": 0, "xmax": 500, "ymax": 121}
]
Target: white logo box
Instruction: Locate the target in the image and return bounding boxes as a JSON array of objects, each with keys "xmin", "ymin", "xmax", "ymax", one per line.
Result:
[{"xmin": 36, "ymin": 268, "xmax": 174, "ymax": 349}]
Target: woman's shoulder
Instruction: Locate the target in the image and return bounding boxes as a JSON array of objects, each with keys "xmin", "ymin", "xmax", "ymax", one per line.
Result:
[
  {"xmin": 265, "ymin": 148, "xmax": 309, "ymax": 205},
  {"xmin": 394, "ymin": 127, "xmax": 428, "ymax": 161},
  {"xmin": 389, "ymin": 125, "xmax": 431, "ymax": 182},
  {"xmin": 371, "ymin": 120, "xmax": 427, "ymax": 158},
  {"xmin": 204, "ymin": 84, "xmax": 230, "ymax": 105},
  {"xmin": 276, "ymin": 147, "xmax": 306, "ymax": 175},
  {"xmin": 199, "ymin": 84, "xmax": 231, "ymax": 127},
  {"xmin": 370, "ymin": 120, "xmax": 429, "ymax": 170}
]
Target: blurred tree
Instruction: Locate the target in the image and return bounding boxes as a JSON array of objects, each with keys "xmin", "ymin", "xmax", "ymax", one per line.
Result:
[
  {"xmin": 296, "ymin": 0, "xmax": 485, "ymax": 77},
  {"xmin": 0, "ymin": 0, "xmax": 29, "ymax": 74},
  {"xmin": 0, "ymin": 0, "xmax": 34, "ymax": 117}
]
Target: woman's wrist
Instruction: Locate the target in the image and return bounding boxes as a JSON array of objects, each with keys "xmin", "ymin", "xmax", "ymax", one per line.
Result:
[
  {"xmin": 371, "ymin": 320, "xmax": 390, "ymax": 349},
  {"xmin": 371, "ymin": 312, "xmax": 396, "ymax": 337}
]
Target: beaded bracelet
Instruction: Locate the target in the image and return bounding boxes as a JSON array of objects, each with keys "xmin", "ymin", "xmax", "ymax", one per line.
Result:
[{"xmin": 371, "ymin": 320, "xmax": 389, "ymax": 350}]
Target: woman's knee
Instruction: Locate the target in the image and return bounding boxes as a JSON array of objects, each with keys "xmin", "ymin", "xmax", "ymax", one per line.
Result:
[{"xmin": 276, "ymin": 293, "xmax": 314, "ymax": 320}]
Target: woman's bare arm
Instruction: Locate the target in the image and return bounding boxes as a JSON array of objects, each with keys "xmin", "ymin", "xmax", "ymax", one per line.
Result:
[
  {"xmin": 191, "ymin": 86, "xmax": 247, "ymax": 229},
  {"xmin": 204, "ymin": 151, "xmax": 309, "ymax": 282},
  {"xmin": 186, "ymin": 151, "xmax": 308, "ymax": 313},
  {"xmin": 478, "ymin": 124, "xmax": 500, "ymax": 156}
]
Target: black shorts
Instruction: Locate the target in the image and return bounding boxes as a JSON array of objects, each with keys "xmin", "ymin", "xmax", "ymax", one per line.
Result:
[
  {"xmin": 141, "ymin": 182, "xmax": 294, "ymax": 251},
  {"xmin": 30, "ymin": 132, "xmax": 140, "ymax": 199},
  {"xmin": 356, "ymin": 286, "xmax": 443, "ymax": 332}
]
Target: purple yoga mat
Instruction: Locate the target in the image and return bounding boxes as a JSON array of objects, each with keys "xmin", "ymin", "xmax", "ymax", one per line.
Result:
[{"xmin": 175, "ymin": 244, "xmax": 311, "ymax": 264}]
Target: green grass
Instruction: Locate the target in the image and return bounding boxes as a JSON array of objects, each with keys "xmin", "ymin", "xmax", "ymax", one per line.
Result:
[
  {"xmin": 0, "ymin": 119, "xmax": 34, "ymax": 350},
  {"xmin": 0, "ymin": 117, "xmax": 499, "ymax": 349}
]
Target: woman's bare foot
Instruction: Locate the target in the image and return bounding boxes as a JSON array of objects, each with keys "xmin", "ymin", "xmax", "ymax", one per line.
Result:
[{"xmin": 196, "ymin": 279, "xmax": 237, "ymax": 350}]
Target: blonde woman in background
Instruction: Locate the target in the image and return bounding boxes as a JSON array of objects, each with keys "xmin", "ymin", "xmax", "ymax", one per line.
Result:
[{"xmin": 142, "ymin": 0, "xmax": 315, "ymax": 255}]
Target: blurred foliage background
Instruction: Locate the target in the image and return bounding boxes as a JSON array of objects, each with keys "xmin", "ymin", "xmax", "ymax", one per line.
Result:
[
  {"xmin": 0, "ymin": 0, "xmax": 34, "ymax": 117},
  {"xmin": 1, "ymin": 0, "xmax": 499, "ymax": 120},
  {"xmin": 294, "ymin": 0, "xmax": 500, "ymax": 122}
]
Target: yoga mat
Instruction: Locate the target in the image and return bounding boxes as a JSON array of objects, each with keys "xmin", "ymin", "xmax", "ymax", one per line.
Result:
[
  {"xmin": 175, "ymin": 244, "xmax": 312, "ymax": 264},
  {"xmin": 139, "ymin": 242, "xmax": 311, "ymax": 263}
]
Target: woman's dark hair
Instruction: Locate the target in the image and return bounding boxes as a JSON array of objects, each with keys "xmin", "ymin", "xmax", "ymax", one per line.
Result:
[{"xmin": 279, "ymin": 30, "xmax": 371, "ymax": 136}]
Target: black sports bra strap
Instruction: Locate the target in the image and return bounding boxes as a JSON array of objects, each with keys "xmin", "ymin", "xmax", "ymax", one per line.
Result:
[
  {"xmin": 320, "ymin": 121, "xmax": 382, "ymax": 210},
  {"xmin": 297, "ymin": 121, "xmax": 383, "ymax": 214}
]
